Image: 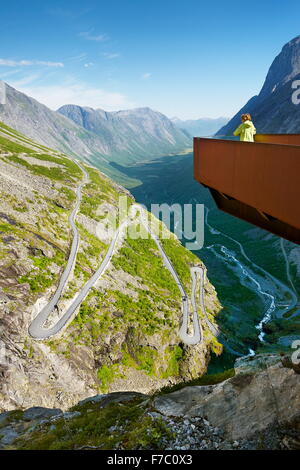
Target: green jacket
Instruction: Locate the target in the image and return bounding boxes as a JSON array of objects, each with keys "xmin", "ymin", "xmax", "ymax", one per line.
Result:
[{"xmin": 233, "ymin": 120, "xmax": 256, "ymax": 142}]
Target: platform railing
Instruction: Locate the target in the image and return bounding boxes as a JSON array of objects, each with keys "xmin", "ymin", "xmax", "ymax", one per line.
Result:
[{"xmin": 255, "ymin": 134, "xmax": 300, "ymax": 145}]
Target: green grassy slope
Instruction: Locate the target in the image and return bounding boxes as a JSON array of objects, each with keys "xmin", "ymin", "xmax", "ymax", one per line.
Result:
[{"xmin": 0, "ymin": 121, "xmax": 222, "ymax": 405}]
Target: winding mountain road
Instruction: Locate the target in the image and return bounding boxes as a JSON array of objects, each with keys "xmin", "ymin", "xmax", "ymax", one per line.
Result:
[
  {"xmin": 191, "ymin": 267, "xmax": 219, "ymax": 338},
  {"xmin": 29, "ymin": 162, "xmax": 213, "ymax": 344},
  {"xmin": 141, "ymin": 218, "xmax": 204, "ymax": 345}
]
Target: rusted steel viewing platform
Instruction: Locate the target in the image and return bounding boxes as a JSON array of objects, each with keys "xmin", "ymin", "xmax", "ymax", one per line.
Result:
[{"xmin": 194, "ymin": 135, "xmax": 300, "ymax": 245}]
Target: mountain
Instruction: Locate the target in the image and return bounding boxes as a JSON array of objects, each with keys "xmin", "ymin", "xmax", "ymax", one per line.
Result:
[
  {"xmin": 0, "ymin": 83, "xmax": 110, "ymax": 159},
  {"xmin": 172, "ymin": 116, "xmax": 229, "ymax": 137},
  {"xmin": 58, "ymin": 105, "xmax": 191, "ymax": 160},
  {"xmin": 0, "ymin": 83, "xmax": 191, "ymax": 174},
  {"xmin": 0, "ymin": 120, "xmax": 221, "ymax": 411},
  {"xmin": 217, "ymin": 35, "xmax": 300, "ymax": 135}
]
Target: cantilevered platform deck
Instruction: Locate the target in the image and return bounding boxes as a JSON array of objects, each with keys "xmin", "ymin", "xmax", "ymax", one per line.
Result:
[{"xmin": 194, "ymin": 134, "xmax": 300, "ymax": 245}]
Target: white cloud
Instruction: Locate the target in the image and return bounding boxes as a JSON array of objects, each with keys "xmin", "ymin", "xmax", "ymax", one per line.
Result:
[
  {"xmin": 141, "ymin": 73, "xmax": 151, "ymax": 80},
  {"xmin": 9, "ymin": 74, "xmax": 41, "ymax": 87},
  {"xmin": 10, "ymin": 80, "xmax": 136, "ymax": 111},
  {"xmin": 0, "ymin": 59, "xmax": 64, "ymax": 67},
  {"xmin": 0, "ymin": 69, "xmax": 22, "ymax": 79},
  {"xmin": 84, "ymin": 62, "xmax": 94, "ymax": 68},
  {"xmin": 66, "ymin": 53, "xmax": 88, "ymax": 63},
  {"xmin": 103, "ymin": 52, "xmax": 120, "ymax": 59},
  {"xmin": 79, "ymin": 31, "xmax": 109, "ymax": 42}
]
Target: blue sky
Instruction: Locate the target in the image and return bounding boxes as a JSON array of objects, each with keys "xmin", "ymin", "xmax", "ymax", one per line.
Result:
[{"xmin": 0, "ymin": 0, "xmax": 300, "ymax": 119}]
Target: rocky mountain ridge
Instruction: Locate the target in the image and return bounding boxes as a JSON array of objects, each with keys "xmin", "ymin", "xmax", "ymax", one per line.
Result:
[
  {"xmin": 172, "ymin": 116, "xmax": 229, "ymax": 137},
  {"xmin": 217, "ymin": 35, "xmax": 300, "ymax": 135},
  {"xmin": 0, "ymin": 83, "xmax": 191, "ymax": 169}
]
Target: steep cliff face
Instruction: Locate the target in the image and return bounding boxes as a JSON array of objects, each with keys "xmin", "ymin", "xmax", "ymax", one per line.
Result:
[
  {"xmin": 0, "ymin": 121, "xmax": 221, "ymax": 412},
  {"xmin": 217, "ymin": 35, "xmax": 300, "ymax": 135}
]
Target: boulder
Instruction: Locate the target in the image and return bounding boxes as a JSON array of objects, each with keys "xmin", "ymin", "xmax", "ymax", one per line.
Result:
[
  {"xmin": 154, "ymin": 354, "xmax": 300, "ymax": 440},
  {"xmin": 23, "ymin": 407, "xmax": 63, "ymax": 421}
]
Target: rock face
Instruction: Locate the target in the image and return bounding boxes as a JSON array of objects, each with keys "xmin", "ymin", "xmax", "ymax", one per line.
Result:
[
  {"xmin": 217, "ymin": 35, "xmax": 300, "ymax": 135},
  {"xmin": 1, "ymin": 354, "xmax": 299, "ymax": 450},
  {"xmin": 0, "ymin": 83, "xmax": 191, "ymax": 167},
  {"xmin": 58, "ymin": 105, "xmax": 191, "ymax": 160},
  {"xmin": 0, "ymin": 121, "xmax": 221, "ymax": 411},
  {"xmin": 154, "ymin": 354, "xmax": 300, "ymax": 442}
]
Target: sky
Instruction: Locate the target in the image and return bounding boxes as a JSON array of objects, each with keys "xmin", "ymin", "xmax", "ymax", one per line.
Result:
[{"xmin": 0, "ymin": 0, "xmax": 300, "ymax": 119}]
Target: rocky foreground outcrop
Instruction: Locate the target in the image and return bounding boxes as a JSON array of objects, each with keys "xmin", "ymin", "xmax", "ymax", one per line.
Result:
[
  {"xmin": 1, "ymin": 354, "xmax": 299, "ymax": 450},
  {"xmin": 154, "ymin": 354, "xmax": 300, "ymax": 444}
]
